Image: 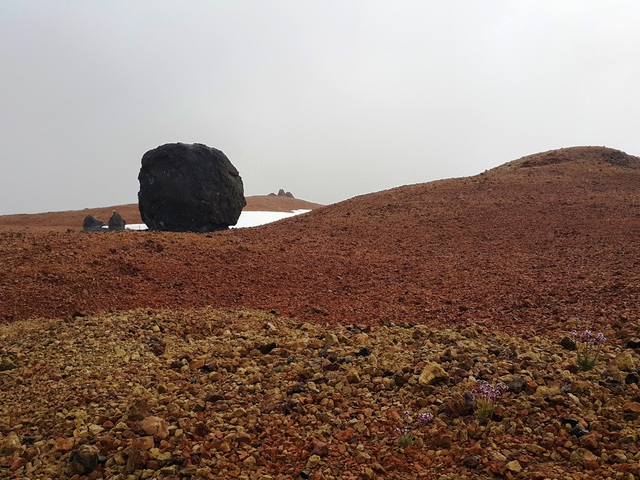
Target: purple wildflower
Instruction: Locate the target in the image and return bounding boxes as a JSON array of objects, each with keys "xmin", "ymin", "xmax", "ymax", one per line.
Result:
[
  {"xmin": 396, "ymin": 410, "xmax": 434, "ymax": 447},
  {"xmin": 471, "ymin": 380, "xmax": 508, "ymax": 402},
  {"xmin": 470, "ymin": 380, "xmax": 507, "ymax": 423},
  {"xmin": 417, "ymin": 412, "xmax": 434, "ymax": 426},
  {"xmin": 571, "ymin": 328, "xmax": 607, "ymax": 370}
]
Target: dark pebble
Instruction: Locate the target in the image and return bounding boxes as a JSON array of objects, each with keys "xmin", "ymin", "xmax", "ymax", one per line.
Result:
[
  {"xmin": 259, "ymin": 342, "xmax": 277, "ymax": 354},
  {"xmin": 625, "ymin": 372, "xmax": 640, "ymax": 385},
  {"xmin": 506, "ymin": 377, "xmax": 526, "ymax": 394},
  {"xmin": 355, "ymin": 347, "xmax": 372, "ymax": 357},
  {"xmin": 560, "ymin": 336, "xmax": 576, "ymax": 351}
]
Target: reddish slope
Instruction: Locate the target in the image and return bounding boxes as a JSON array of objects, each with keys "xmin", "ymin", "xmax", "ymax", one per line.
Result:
[{"xmin": 1, "ymin": 146, "xmax": 639, "ymax": 338}]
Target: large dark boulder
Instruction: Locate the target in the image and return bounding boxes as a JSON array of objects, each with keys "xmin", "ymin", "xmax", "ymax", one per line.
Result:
[{"xmin": 138, "ymin": 143, "xmax": 246, "ymax": 232}]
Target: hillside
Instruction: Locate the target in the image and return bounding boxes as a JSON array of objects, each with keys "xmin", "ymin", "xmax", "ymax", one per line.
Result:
[
  {"xmin": 1, "ymin": 146, "xmax": 639, "ymax": 337},
  {"xmin": 2, "ymin": 146, "xmax": 640, "ymax": 479}
]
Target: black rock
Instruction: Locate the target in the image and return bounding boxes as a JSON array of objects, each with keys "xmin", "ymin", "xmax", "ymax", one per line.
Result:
[
  {"xmin": 570, "ymin": 426, "xmax": 590, "ymax": 438},
  {"xmin": 202, "ymin": 362, "xmax": 215, "ymax": 372},
  {"xmin": 393, "ymin": 372, "xmax": 408, "ymax": 387},
  {"xmin": 561, "ymin": 417, "xmax": 580, "ymax": 427},
  {"xmin": 625, "ymin": 372, "xmax": 640, "ymax": 385},
  {"xmin": 355, "ymin": 347, "xmax": 372, "ymax": 357},
  {"xmin": 82, "ymin": 214, "xmax": 104, "ymax": 232},
  {"xmin": 560, "ymin": 336, "xmax": 576, "ymax": 351},
  {"xmin": 138, "ymin": 143, "xmax": 246, "ymax": 232},
  {"xmin": 324, "ymin": 361, "xmax": 340, "ymax": 372},
  {"xmin": 490, "ymin": 411, "xmax": 504, "ymax": 422},
  {"xmin": 108, "ymin": 211, "xmax": 126, "ymax": 231},
  {"xmin": 627, "ymin": 338, "xmax": 640, "ymax": 349},
  {"xmin": 259, "ymin": 342, "xmax": 277, "ymax": 355},
  {"xmin": 506, "ymin": 377, "xmax": 527, "ymax": 394},
  {"xmin": 205, "ymin": 393, "xmax": 225, "ymax": 403}
]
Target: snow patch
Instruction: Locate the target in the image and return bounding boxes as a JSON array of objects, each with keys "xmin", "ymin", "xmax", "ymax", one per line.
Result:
[{"xmin": 125, "ymin": 210, "xmax": 310, "ymax": 231}]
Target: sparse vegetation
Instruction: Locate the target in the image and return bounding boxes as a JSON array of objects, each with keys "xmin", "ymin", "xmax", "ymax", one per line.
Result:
[
  {"xmin": 395, "ymin": 411, "xmax": 434, "ymax": 447},
  {"xmin": 571, "ymin": 329, "xmax": 607, "ymax": 370},
  {"xmin": 470, "ymin": 380, "xmax": 508, "ymax": 423}
]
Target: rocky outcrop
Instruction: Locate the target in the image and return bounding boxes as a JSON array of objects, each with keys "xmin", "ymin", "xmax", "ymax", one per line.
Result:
[
  {"xmin": 83, "ymin": 212, "xmax": 127, "ymax": 232},
  {"xmin": 269, "ymin": 189, "xmax": 295, "ymax": 198},
  {"xmin": 138, "ymin": 143, "xmax": 246, "ymax": 232},
  {"xmin": 82, "ymin": 215, "xmax": 104, "ymax": 232},
  {"xmin": 108, "ymin": 211, "xmax": 126, "ymax": 231}
]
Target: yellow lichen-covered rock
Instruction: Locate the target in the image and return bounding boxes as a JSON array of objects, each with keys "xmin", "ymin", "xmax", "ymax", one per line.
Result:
[{"xmin": 418, "ymin": 362, "xmax": 448, "ymax": 386}]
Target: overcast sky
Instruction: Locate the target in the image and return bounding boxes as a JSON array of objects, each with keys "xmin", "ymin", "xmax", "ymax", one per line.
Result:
[{"xmin": 2, "ymin": 1, "xmax": 640, "ymax": 215}]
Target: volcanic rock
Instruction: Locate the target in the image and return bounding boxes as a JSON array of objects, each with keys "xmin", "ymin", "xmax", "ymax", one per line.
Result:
[
  {"xmin": 258, "ymin": 341, "xmax": 277, "ymax": 354},
  {"xmin": 272, "ymin": 188, "xmax": 295, "ymax": 198},
  {"xmin": 625, "ymin": 372, "xmax": 640, "ymax": 385},
  {"xmin": 324, "ymin": 333, "xmax": 339, "ymax": 347},
  {"xmin": 0, "ymin": 357, "xmax": 17, "ymax": 371},
  {"xmin": 54, "ymin": 437, "xmax": 75, "ymax": 452},
  {"xmin": 506, "ymin": 460, "xmax": 522, "ymax": 473},
  {"xmin": 614, "ymin": 351, "xmax": 639, "ymax": 371},
  {"xmin": 622, "ymin": 401, "xmax": 640, "ymax": 413},
  {"xmin": 505, "ymin": 376, "xmax": 527, "ymax": 394},
  {"xmin": 418, "ymin": 362, "xmax": 448, "ymax": 386},
  {"xmin": 0, "ymin": 432, "xmax": 21, "ymax": 455},
  {"xmin": 559, "ymin": 336, "xmax": 576, "ymax": 351},
  {"xmin": 70, "ymin": 444, "xmax": 100, "ymax": 474},
  {"xmin": 569, "ymin": 448, "xmax": 598, "ymax": 468},
  {"xmin": 108, "ymin": 211, "xmax": 126, "ymax": 231},
  {"xmin": 138, "ymin": 143, "xmax": 246, "ymax": 232},
  {"xmin": 141, "ymin": 416, "xmax": 169, "ymax": 440},
  {"xmin": 82, "ymin": 214, "xmax": 104, "ymax": 232}
]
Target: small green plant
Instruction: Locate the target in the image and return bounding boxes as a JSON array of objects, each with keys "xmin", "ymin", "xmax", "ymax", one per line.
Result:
[
  {"xmin": 471, "ymin": 380, "xmax": 508, "ymax": 423},
  {"xmin": 396, "ymin": 411, "xmax": 433, "ymax": 447},
  {"xmin": 571, "ymin": 329, "xmax": 607, "ymax": 370},
  {"xmin": 396, "ymin": 427, "xmax": 416, "ymax": 447}
]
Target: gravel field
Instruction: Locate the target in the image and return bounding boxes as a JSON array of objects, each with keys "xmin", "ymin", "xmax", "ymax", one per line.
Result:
[{"xmin": 2, "ymin": 307, "xmax": 639, "ymax": 479}]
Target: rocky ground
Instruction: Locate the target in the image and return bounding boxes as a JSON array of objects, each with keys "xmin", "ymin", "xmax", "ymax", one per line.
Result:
[
  {"xmin": 1, "ymin": 147, "xmax": 640, "ymax": 478},
  {"xmin": 1, "ymin": 307, "xmax": 639, "ymax": 479}
]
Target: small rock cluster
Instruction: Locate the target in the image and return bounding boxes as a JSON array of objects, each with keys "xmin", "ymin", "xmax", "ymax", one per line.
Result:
[
  {"xmin": 82, "ymin": 212, "xmax": 126, "ymax": 232},
  {"xmin": 1, "ymin": 307, "xmax": 639, "ymax": 479},
  {"xmin": 268, "ymin": 189, "xmax": 294, "ymax": 198}
]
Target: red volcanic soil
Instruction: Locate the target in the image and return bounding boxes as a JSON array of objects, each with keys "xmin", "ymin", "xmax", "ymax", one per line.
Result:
[{"xmin": 1, "ymin": 146, "xmax": 640, "ymax": 338}]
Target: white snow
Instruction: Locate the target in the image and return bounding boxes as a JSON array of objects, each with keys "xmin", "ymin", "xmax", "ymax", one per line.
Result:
[{"xmin": 125, "ymin": 209, "xmax": 310, "ymax": 231}]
